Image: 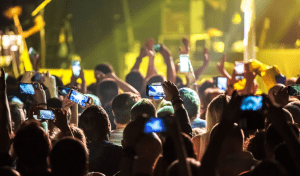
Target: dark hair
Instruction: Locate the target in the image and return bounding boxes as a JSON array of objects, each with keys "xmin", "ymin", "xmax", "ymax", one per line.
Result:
[
  {"xmin": 179, "ymin": 88, "xmax": 200, "ymax": 120},
  {"xmin": 47, "ymin": 98, "xmax": 63, "ymax": 109},
  {"xmin": 274, "ymin": 143, "xmax": 297, "ymax": 176},
  {"xmin": 13, "ymin": 120, "xmax": 51, "ymax": 167},
  {"xmin": 252, "ymin": 160, "xmax": 288, "ymax": 176},
  {"xmin": 157, "ymin": 105, "xmax": 174, "ymax": 118},
  {"xmin": 131, "ymin": 99, "xmax": 156, "ymax": 121},
  {"xmin": 266, "ymin": 123, "xmax": 299, "ymax": 151},
  {"xmin": 50, "ymin": 137, "xmax": 87, "ymax": 176},
  {"xmin": 79, "ymin": 106, "xmax": 110, "ymax": 142},
  {"xmin": 98, "ymin": 79, "xmax": 119, "ymax": 103},
  {"xmin": 246, "ymin": 131, "xmax": 266, "ymax": 160},
  {"xmin": 9, "ymin": 104, "xmax": 25, "ymax": 132},
  {"xmin": 198, "ymin": 80, "xmax": 214, "ymax": 99},
  {"xmin": 284, "ymin": 104, "xmax": 300, "ymax": 124},
  {"xmin": 95, "ymin": 64, "xmax": 114, "ymax": 74},
  {"xmin": 112, "ymin": 93, "xmax": 141, "ymax": 124},
  {"xmin": 167, "ymin": 158, "xmax": 200, "ymax": 176},
  {"xmin": 296, "ymin": 76, "xmax": 300, "ymax": 85},
  {"xmin": 53, "ymin": 75, "xmax": 64, "ymax": 87},
  {"xmin": 146, "ymin": 75, "xmax": 165, "ymax": 85},
  {"xmin": 126, "ymin": 71, "xmax": 144, "ymax": 93},
  {"xmin": 163, "ymin": 133, "xmax": 196, "ymax": 165}
]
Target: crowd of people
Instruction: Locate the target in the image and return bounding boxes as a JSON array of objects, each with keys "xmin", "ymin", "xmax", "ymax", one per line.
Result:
[{"xmin": 0, "ymin": 37, "xmax": 300, "ymax": 176}]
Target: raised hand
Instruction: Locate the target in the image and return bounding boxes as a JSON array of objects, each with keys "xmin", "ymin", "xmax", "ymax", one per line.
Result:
[
  {"xmin": 217, "ymin": 54, "xmax": 226, "ymax": 74},
  {"xmin": 203, "ymin": 48, "xmax": 210, "ymax": 63},
  {"xmin": 162, "ymin": 81, "xmax": 180, "ymax": 101},
  {"xmin": 52, "ymin": 108, "xmax": 72, "ymax": 136},
  {"xmin": 33, "ymin": 83, "xmax": 46, "ymax": 105},
  {"xmin": 21, "ymin": 71, "xmax": 35, "ymax": 83},
  {"xmin": 179, "ymin": 37, "xmax": 190, "ymax": 55}
]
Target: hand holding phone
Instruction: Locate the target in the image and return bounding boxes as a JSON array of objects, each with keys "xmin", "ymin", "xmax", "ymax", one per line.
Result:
[
  {"xmin": 68, "ymin": 89, "xmax": 90, "ymax": 107},
  {"xmin": 146, "ymin": 85, "xmax": 165, "ymax": 97},
  {"xmin": 29, "ymin": 47, "xmax": 38, "ymax": 59},
  {"xmin": 235, "ymin": 62, "xmax": 244, "ymax": 80}
]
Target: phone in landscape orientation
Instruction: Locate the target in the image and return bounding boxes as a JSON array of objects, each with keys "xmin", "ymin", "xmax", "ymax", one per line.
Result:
[
  {"xmin": 19, "ymin": 83, "xmax": 35, "ymax": 95},
  {"xmin": 58, "ymin": 86, "xmax": 71, "ymax": 96},
  {"xmin": 72, "ymin": 60, "xmax": 81, "ymax": 77},
  {"xmin": 39, "ymin": 110, "xmax": 55, "ymax": 120},
  {"xmin": 154, "ymin": 44, "xmax": 161, "ymax": 52},
  {"xmin": 146, "ymin": 85, "xmax": 165, "ymax": 97},
  {"xmin": 240, "ymin": 95, "xmax": 263, "ymax": 111},
  {"xmin": 180, "ymin": 54, "xmax": 189, "ymax": 73},
  {"xmin": 288, "ymin": 85, "xmax": 300, "ymax": 96},
  {"xmin": 68, "ymin": 89, "xmax": 90, "ymax": 107},
  {"xmin": 144, "ymin": 117, "xmax": 167, "ymax": 133},
  {"xmin": 213, "ymin": 77, "xmax": 227, "ymax": 91},
  {"xmin": 29, "ymin": 47, "xmax": 38, "ymax": 59}
]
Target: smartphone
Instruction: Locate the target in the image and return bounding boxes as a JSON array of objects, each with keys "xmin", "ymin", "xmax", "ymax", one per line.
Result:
[
  {"xmin": 288, "ymin": 85, "xmax": 300, "ymax": 96},
  {"xmin": 19, "ymin": 83, "xmax": 35, "ymax": 95},
  {"xmin": 33, "ymin": 73, "xmax": 43, "ymax": 82},
  {"xmin": 58, "ymin": 86, "xmax": 71, "ymax": 96},
  {"xmin": 154, "ymin": 44, "xmax": 161, "ymax": 52},
  {"xmin": 180, "ymin": 54, "xmax": 189, "ymax": 73},
  {"xmin": 29, "ymin": 47, "xmax": 38, "ymax": 59},
  {"xmin": 68, "ymin": 89, "xmax": 90, "ymax": 107},
  {"xmin": 213, "ymin": 77, "xmax": 227, "ymax": 91},
  {"xmin": 146, "ymin": 85, "xmax": 165, "ymax": 97},
  {"xmin": 72, "ymin": 60, "xmax": 81, "ymax": 77},
  {"xmin": 144, "ymin": 117, "xmax": 167, "ymax": 133},
  {"xmin": 240, "ymin": 96, "xmax": 263, "ymax": 111},
  {"xmin": 235, "ymin": 62, "xmax": 244, "ymax": 74},
  {"xmin": 39, "ymin": 110, "xmax": 55, "ymax": 120}
]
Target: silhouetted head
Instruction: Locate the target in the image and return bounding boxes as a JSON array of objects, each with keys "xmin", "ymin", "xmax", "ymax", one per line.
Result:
[
  {"xmin": 131, "ymin": 99, "xmax": 156, "ymax": 121},
  {"xmin": 98, "ymin": 79, "xmax": 119, "ymax": 104},
  {"xmin": 94, "ymin": 64, "xmax": 114, "ymax": 80},
  {"xmin": 163, "ymin": 133, "xmax": 196, "ymax": 165},
  {"xmin": 146, "ymin": 75, "xmax": 165, "ymax": 86},
  {"xmin": 246, "ymin": 131, "xmax": 266, "ymax": 160},
  {"xmin": 79, "ymin": 106, "xmax": 110, "ymax": 142},
  {"xmin": 252, "ymin": 160, "xmax": 288, "ymax": 176},
  {"xmin": 50, "ymin": 137, "xmax": 87, "ymax": 176},
  {"xmin": 13, "ymin": 120, "xmax": 51, "ymax": 168},
  {"xmin": 126, "ymin": 71, "xmax": 144, "ymax": 93},
  {"xmin": 179, "ymin": 88, "xmax": 200, "ymax": 121},
  {"xmin": 47, "ymin": 98, "xmax": 63, "ymax": 108},
  {"xmin": 112, "ymin": 92, "xmax": 141, "ymax": 125}
]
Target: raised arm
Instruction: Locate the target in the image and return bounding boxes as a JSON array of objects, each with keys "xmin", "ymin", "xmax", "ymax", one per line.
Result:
[
  {"xmin": 160, "ymin": 44, "xmax": 176, "ymax": 83},
  {"xmin": 217, "ymin": 54, "xmax": 231, "ymax": 80},
  {"xmin": 105, "ymin": 72, "xmax": 140, "ymax": 95},
  {"xmin": 145, "ymin": 39, "xmax": 158, "ymax": 80},
  {"xmin": 0, "ymin": 68, "xmax": 12, "ymax": 153},
  {"xmin": 194, "ymin": 48, "xmax": 211, "ymax": 80},
  {"xmin": 43, "ymin": 71, "xmax": 58, "ymax": 98},
  {"xmin": 131, "ymin": 46, "xmax": 147, "ymax": 72},
  {"xmin": 162, "ymin": 81, "xmax": 192, "ymax": 138}
]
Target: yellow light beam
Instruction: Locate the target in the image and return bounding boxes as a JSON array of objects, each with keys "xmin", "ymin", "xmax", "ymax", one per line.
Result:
[{"xmin": 31, "ymin": 0, "xmax": 51, "ymax": 17}]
